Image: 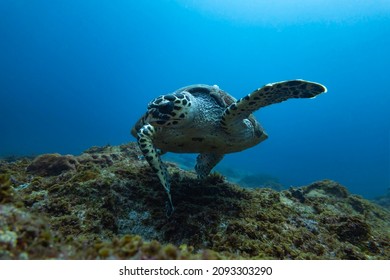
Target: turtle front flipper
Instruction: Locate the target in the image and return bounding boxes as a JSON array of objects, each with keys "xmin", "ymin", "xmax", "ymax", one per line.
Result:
[
  {"xmin": 137, "ymin": 124, "xmax": 174, "ymax": 215},
  {"xmin": 195, "ymin": 153, "xmax": 224, "ymax": 179},
  {"xmin": 221, "ymin": 80, "xmax": 327, "ymax": 132}
]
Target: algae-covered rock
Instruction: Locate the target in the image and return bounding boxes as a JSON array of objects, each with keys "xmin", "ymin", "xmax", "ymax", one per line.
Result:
[
  {"xmin": 0, "ymin": 174, "xmax": 14, "ymax": 204},
  {"xmin": 26, "ymin": 154, "xmax": 78, "ymax": 176},
  {"xmin": 0, "ymin": 143, "xmax": 389, "ymax": 259},
  {"xmin": 0, "ymin": 204, "xmax": 69, "ymax": 259}
]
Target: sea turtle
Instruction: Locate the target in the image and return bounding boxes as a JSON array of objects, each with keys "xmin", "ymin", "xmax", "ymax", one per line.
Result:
[{"xmin": 131, "ymin": 79, "xmax": 327, "ymax": 215}]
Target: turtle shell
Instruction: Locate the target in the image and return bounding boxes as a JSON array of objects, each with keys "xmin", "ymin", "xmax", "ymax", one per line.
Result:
[{"xmin": 173, "ymin": 84, "xmax": 236, "ymax": 108}]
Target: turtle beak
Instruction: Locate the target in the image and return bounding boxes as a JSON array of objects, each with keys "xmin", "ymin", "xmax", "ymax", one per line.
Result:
[
  {"xmin": 256, "ymin": 130, "xmax": 268, "ymax": 142},
  {"xmin": 260, "ymin": 131, "xmax": 268, "ymax": 142},
  {"xmin": 131, "ymin": 114, "xmax": 148, "ymax": 138},
  {"xmin": 131, "ymin": 126, "xmax": 137, "ymax": 138},
  {"xmin": 145, "ymin": 109, "xmax": 162, "ymax": 123}
]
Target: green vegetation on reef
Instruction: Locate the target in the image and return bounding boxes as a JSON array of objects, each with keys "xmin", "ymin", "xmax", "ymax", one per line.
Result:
[{"xmin": 0, "ymin": 143, "xmax": 389, "ymax": 259}]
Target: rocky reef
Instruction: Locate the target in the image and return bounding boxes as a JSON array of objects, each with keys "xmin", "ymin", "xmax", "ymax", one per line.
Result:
[
  {"xmin": 372, "ymin": 189, "xmax": 390, "ymax": 211},
  {"xmin": 0, "ymin": 143, "xmax": 389, "ymax": 259}
]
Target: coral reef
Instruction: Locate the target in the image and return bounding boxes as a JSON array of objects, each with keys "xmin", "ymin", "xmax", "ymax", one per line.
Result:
[{"xmin": 0, "ymin": 143, "xmax": 389, "ymax": 259}]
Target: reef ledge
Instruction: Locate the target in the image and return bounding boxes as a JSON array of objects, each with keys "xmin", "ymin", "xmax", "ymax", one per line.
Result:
[{"xmin": 0, "ymin": 143, "xmax": 389, "ymax": 259}]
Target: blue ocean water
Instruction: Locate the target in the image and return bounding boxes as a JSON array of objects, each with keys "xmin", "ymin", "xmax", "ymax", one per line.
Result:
[{"xmin": 1, "ymin": 0, "xmax": 389, "ymax": 198}]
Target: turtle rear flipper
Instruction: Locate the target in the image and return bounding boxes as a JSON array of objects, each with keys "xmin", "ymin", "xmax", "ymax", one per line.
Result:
[
  {"xmin": 195, "ymin": 153, "xmax": 224, "ymax": 179},
  {"xmin": 137, "ymin": 124, "xmax": 174, "ymax": 215},
  {"xmin": 221, "ymin": 80, "xmax": 327, "ymax": 132}
]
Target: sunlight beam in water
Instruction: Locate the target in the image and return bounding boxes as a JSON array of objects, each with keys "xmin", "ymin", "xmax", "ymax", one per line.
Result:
[{"xmin": 176, "ymin": 0, "xmax": 390, "ymax": 25}]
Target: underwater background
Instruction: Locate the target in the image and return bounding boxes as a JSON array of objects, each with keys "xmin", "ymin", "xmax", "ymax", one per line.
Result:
[{"xmin": 1, "ymin": 0, "xmax": 389, "ymax": 198}]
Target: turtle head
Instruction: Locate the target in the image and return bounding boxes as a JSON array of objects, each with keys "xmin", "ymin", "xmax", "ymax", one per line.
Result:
[{"xmin": 132, "ymin": 92, "xmax": 194, "ymax": 137}]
